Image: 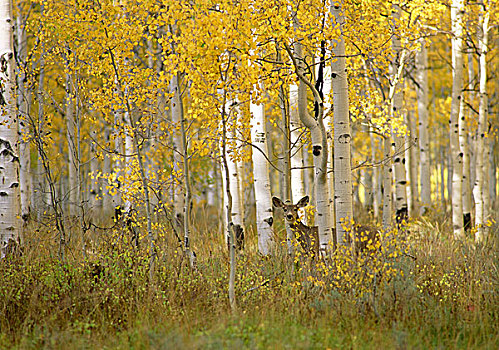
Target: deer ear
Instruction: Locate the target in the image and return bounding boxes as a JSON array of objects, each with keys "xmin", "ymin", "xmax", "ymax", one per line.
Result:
[
  {"xmin": 296, "ymin": 196, "xmax": 310, "ymax": 208},
  {"xmin": 272, "ymin": 197, "xmax": 284, "ymax": 208}
]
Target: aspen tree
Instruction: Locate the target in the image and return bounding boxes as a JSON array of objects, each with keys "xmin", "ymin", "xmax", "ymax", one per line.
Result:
[
  {"xmin": 36, "ymin": 39, "xmax": 46, "ymax": 219},
  {"xmin": 323, "ymin": 66, "xmax": 335, "ymax": 229},
  {"xmin": 316, "ymin": 48, "xmax": 336, "ymax": 228},
  {"xmin": 405, "ymin": 109, "xmax": 419, "ymax": 217},
  {"xmin": 122, "ymin": 108, "xmax": 133, "ymax": 216},
  {"xmin": 235, "ymin": 111, "xmax": 246, "ymax": 226},
  {"xmin": 250, "ymin": 87, "xmax": 274, "ymax": 255},
  {"xmin": 467, "ymin": 51, "xmax": 477, "ymax": 189},
  {"xmin": 173, "ymin": 71, "xmax": 195, "ymax": 268},
  {"xmin": 370, "ymin": 131, "xmax": 381, "ymax": 221},
  {"xmin": 16, "ymin": 13, "xmax": 30, "ymax": 223},
  {"xmin": 416, "ymin": 39, "xmax": 431, "ymax": 215},
  {"xmin": 65, "ymin": 72, "xmax": 79, "ymax": 217},
  {"xmin": 221, "ymin": 98, "xmax": 244, "ymax": 248},
  {"xmin": 220, "ymin": 90, "xmax": 236, "ymax": 311},
  {"xmin": 474, "ymin": 1, "xmax": 490, "ymax": 242},
  {"xmin": 460, "ymin": 80, "xmax": 472, "ymax": 231},
  {"xmin": 112, "ymin": 96, "xmax": 123, "ymax": 216},
  {"xmin": 89, "ymin": 131, "xmax": 100, "ymax": 214},
  {"xmin": 0, "ymin": 0, "xmax": 19, "ymax": 256},
  {"xmin": 276, "ymin": 49, "xmax": 291, "ymax": 206},
  {"xmin": 362, "ymin": 124, "xmax": 373, "ymax": 210},
  {"xmin": 390, "ymin": 4, "xmax": 409, "ymax": 225},
  {"xmin": 382, "ymin": 136, "xmax": 393, "ymax": 228},
  {"xmin": 488, "ymin": 137, "xmax": 495, "ymax": 209},
  {"xmin": 145, "ymin": 39, "xmax": 160, "ymax": 210},
  {"xmin": 440, "ymin": 149, "xmax": 446, "ymax": 205},
  {"xmin": 289, "ymin": 4, "xmax": 310, "ymax": 226},
  {"xmin": 278, "ymin": 79, "xmax": 294, "ymax": 255},
  {"xmin": 170, "ymin": 73, "xmax": 185, "ymax": 227},
  {"xmin": 459, "ymin": 26, "xmax": 474, "ymax": 232},
  {"xmin": 330, "ymin": 0, "xmax": 353, "ymax": 246},
  {"xmin": 289, "ymin": 81, "xmax": 307, "ymax": 221},
  {"xmin": 102, "ymin": 128, "xmax": 113, "ymax": 215},
  {"xmin": 207, "ymin": 163, "xmax": 217, "ymax": 207},
  {"xmin": 105, "ymin": 12, "xmax": 155, "ymax": 265},
  {"xmin": 450, "ymin": 0, "xmax": 465, "ymax": 238}
]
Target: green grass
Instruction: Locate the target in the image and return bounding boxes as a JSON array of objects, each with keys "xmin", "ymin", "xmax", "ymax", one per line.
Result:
[{"xmin": 0, "ymin": 211, "xmax": 497, "ymax": 349}]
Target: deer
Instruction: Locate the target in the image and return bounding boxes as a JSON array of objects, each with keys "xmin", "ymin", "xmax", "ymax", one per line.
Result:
[
  {"xmin": 272, "ymin": 196, "xmax": 320, "ymax": 257},
  {"xmin": 272, "ymin": 196, "xmax": 379, "ymax": 256}
]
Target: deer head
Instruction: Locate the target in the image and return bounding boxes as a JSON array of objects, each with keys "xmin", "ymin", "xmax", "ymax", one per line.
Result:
[{"xmin": 272, "ymin": 196, "xmax": 309, "ymax": 224}]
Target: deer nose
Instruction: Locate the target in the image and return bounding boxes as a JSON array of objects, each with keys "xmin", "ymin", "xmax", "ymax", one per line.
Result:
[{"xmin": 286, "ymin": 214, "xmax": 293, "ymax": 220}]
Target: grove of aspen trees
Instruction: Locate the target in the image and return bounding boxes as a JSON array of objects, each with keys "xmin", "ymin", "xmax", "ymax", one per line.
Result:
[{"xmin": 0, "ymin": 0, "xmax": 497, "ymax": 348}]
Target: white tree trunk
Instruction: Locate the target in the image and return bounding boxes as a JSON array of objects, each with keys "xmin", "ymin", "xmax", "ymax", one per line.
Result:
[
  {"xmin": 416, "ymin": 39, "xmax": 431, "ymax": 215},
  {"xmin": 101, "ymin": 128, "xmax": 114, "ymax": 216},
  {"xmin": 220, "ymin": 93, "xmax": 236, "ymax": 311},
  {"xmin": 474, "ymin": 4, "xmax": 489, "ymax": 242},
  {"xmin": 0, "ymin": 0, "xmax": 20, "ymax": 255},
  {"xmin": 303, "ymin": 144, "xmax": 314, "ymax": 207},
  {"xmin": 460, "ymin": 90, "xmax": 472, "ymax": 231},
  {"xmin": 370, "ymin": 130, "xmax": 381, "ymax": 221},
  {"xmin": 440, "ymin": 148, "xmax": 446, "ymax": 204},
  {"xmin": 405, "ymin": 110, "xmax": 418, "ymax": 217},
  {"xmin": 461, "ymin": 49, "xmax": 474, "ymax": 231},
  {"xmin": 382, "ymin": 137, "xmax": 393, "ymax": 228},
  {"xmin": 123, "ymin": 109, "xmax": 133, "ymax": 214},
  {"xmin": 207, "ymin": 162, "xmax": 216, "ymax": 207},
  {"xmin": 483, "ymin": 136, "xmax": 491, "ymax": 229},
  {"xmin": 176, "ymin": 72, "xmax": 194, "ymax": 268},
  {"xmin": 250, "ymin": 93, "xmax": 274, "ymax": 255},
  {"xmin": 468, "ymin": 52, "xmax": 477, "ymax": 189},
  {"xmin": 361, "ymin": 123, "xmax": 373, "ymax": 210},
  {"xmin": 221, "ymin": 99, "xmax": 243, "ymax": 247},
  {"xmin": 89, "ymin": 133, "xmax": 100, "ymax": 214},
  {"xmin": 289, "ymin": 82, "xmax": 306, "ymax": 217},
  {"xmin": 65, "ymin": 73, "xmax": 79, "ymax": 217},
  {"xmin": 488, "ymin": 138, "xmax": 495, "ymax": 210},
  {"xmin": 390, "ymin": 4, "xmax": 408, "ymax": 225},
  {"xmin": 278, "ymin": 83, "xmax": 294, "ymax": 254},
  {"xmin": 171, "ymin": 75, "xmax": 184, "ymax": 219},
  {"xmin": 16, "ymin": 14, "xmax": 31, "ymax": 223},
  {"xmin": 331, "ymin": 0, "xmax": 352, "ymax": 246},
  {"xmin": 235, "ymin": 111, "xmax": 246, "ymax": 226},
  {"xmin": 36, "ymin": 56, "xmax": 47, "ymax": 218},
  {"xmin": 447, "ymin": 149, "xmax": 453, "ymax": 208},
  {"xmin": 322, "ymin": 58, "xmax": 335, "ymax": 227},
  {"xmin": 450, "ymin": 0, "xmax": 465, "ymax": 238},
  {"xmin": 111, "ymin": 101, "xmax": 123, "ymax": 214}
]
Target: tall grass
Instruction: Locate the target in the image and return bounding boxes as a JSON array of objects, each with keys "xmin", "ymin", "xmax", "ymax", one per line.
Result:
[{"xmin": 0, "ymin": 209, "xmax": 497, "ymax": 349}]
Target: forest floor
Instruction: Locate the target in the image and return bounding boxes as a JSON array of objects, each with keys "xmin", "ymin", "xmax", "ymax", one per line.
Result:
[{"xmin": 0, "ymin": 208, "xmax": 497, "ymax": 349}]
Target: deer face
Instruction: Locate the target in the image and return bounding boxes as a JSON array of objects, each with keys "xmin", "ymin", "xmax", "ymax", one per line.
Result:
[{"xmin": 272, "ymin": 196, "xmax": 309, "ymax": 224}]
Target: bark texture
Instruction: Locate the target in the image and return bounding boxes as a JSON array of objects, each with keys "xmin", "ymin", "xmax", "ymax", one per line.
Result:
[
  {"xmin": 450, "ymin": 0, "xmax": 465, "ymax": 238},
  {"xmin": 331, "ymin": 0, "xmax": 353, "ymax": 246},
  {"xmin": 250, "ymin": 94, "xmax": 274, "ymax": 255},
  {"xmin": 474, "ymin": 3, "xmax": 489, "ymax": 242},
  {"xmin": 16, "ymin": 14, "xmax": 31, "ymax": 223},
  {"xmin": 416, "ymin": 39, "xmax": 431, "ymax": 215},
  {"xmin": 0, "ymin": 0, "xmax": 20, "ymax": 256},
  {"xmin": 390, "ymin": 4, "xmax": 408, "ymax": 225}
]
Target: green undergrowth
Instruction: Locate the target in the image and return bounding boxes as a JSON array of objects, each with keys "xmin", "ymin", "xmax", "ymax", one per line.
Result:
[{"xmin": 0, "ymin": 213, "xmax": 497, "ymax": 349}]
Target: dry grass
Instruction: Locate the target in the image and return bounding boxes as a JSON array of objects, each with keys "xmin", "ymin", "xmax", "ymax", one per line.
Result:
[{"xmin": 0, "ymin": 209, "xmax": 497, "ymax": 349}]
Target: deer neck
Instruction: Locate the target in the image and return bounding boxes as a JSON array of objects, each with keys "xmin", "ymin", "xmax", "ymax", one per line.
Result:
[{"xmin": 289, "ymin": 220, "xmax": 310, "ymax": 232}]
